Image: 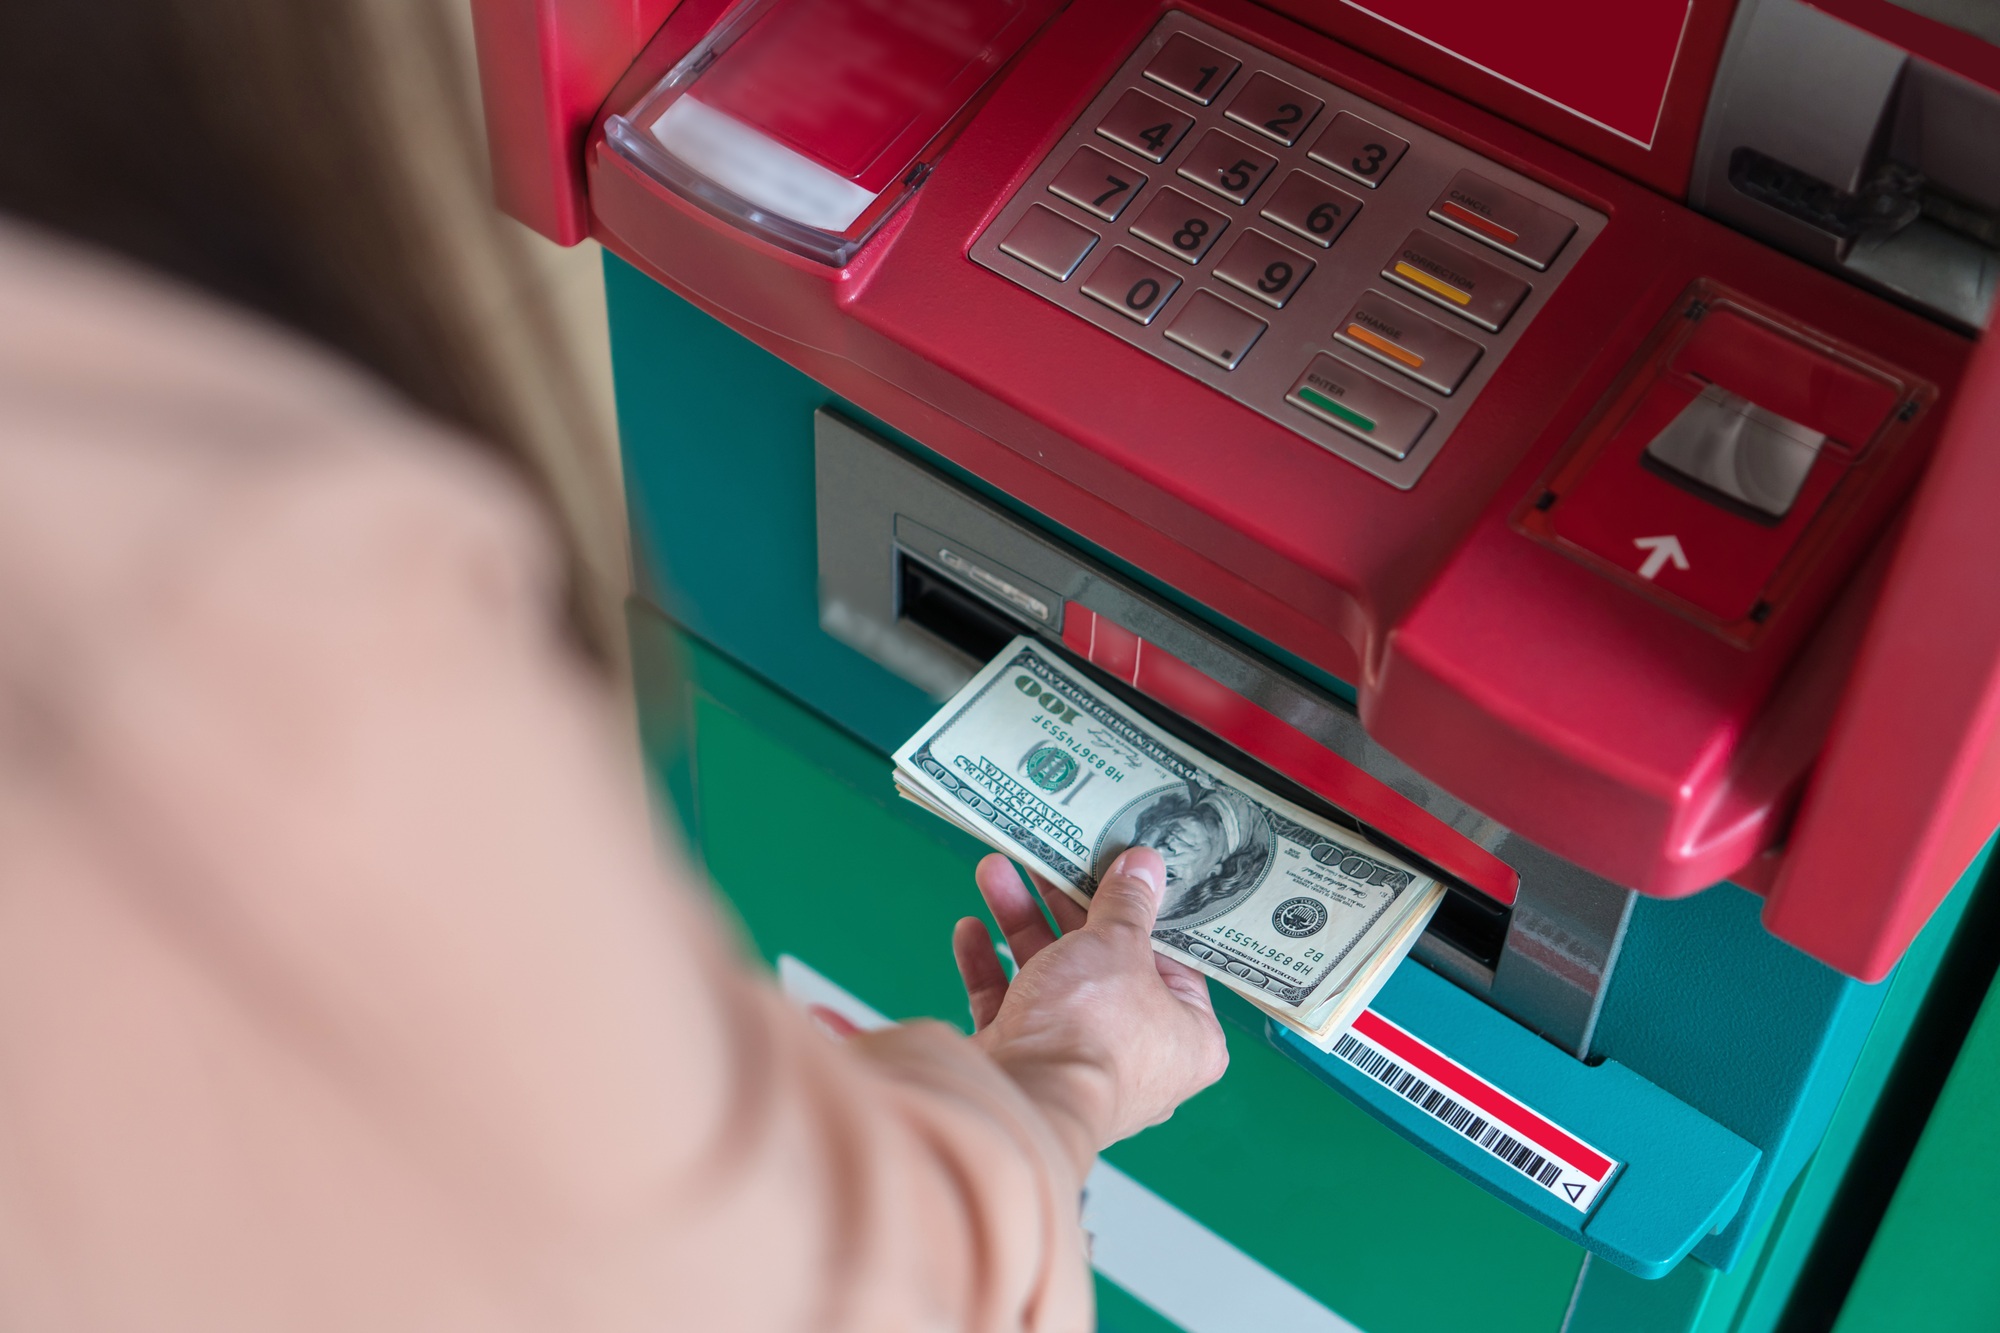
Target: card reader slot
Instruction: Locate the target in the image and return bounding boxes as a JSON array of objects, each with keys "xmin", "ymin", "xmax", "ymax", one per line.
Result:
[{"xmin": 891, "ymin": 545, "xmax": 1511, "ymax": 971}]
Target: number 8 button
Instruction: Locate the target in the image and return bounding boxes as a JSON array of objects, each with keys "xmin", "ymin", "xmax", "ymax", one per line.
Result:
[{"xmin": 1129, "ymin": 188, "xmax": 1230, "ymax": 265}]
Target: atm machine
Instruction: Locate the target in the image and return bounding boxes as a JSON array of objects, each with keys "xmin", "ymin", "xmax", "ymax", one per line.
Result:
[{"xmin": 471, "ymin": 0, "xmax": 2000, "ymax": 1327}]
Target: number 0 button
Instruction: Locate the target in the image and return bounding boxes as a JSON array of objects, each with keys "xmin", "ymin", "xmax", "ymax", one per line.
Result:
[
  {"xmin": 1213, "ymin": 230, "xmax": 1314, "ymax": 309},
  {"xmin": 1082, "ymin": 247, "xmax": 1184, "ymax": 325},
  {"xmin": 1097, "ymin": 89, "xmax": 1194, "ymax": 164},
  {"xmin": 1129, "ymin": 187, "xmax": 1229, "ymax": 265},
  {"xmin": 1260, "ymin": 171, "xmax": 1361, "ymax": 248},
  {"xmin": 1308, "ymin": 112, "xmax": 1409, "ymax": 189},
  {"xmin": 1177, "ymin": 130, "xmax": 1277, "ymax": 206}
]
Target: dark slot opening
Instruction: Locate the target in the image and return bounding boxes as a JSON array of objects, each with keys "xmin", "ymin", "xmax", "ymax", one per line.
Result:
[
  {"xmin": 892, "ymin": 550, "xmax": 1512, "ymax": 971},
  {"xmin": 897, "ymin": 552, "xmax": 1026, "ymax": 662}
]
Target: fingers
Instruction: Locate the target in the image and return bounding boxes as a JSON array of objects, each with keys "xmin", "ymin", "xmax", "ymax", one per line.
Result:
[
  {"xmin": 1153, "ymin": 954, "xmax": 1216, "ymax": 1011},
  {"xmin": 1082, "ymin": 846, "xmax": 1167, "ymax": 948},
  {"xmin": 974, "ymin": 854, "xmax": 1060, "ymax": 964},
  {"xmin": 1029, "ymin": 871, "xmax": 1088, "ymax": 934},
  {"xmin": 952, "ymin": 917, "xmax": 1010, "ymax": 1031}
]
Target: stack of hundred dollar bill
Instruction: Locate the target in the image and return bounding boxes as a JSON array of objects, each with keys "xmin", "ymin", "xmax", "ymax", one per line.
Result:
[{"xmin": 893, "ymin": 635, "xmax": 1444, "ymax": 1050}]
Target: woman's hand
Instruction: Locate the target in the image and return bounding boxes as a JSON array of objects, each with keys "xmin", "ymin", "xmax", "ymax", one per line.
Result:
[{"xmin": 952, "ymin": 849, "xmax": 1229, "ymax": 1174}]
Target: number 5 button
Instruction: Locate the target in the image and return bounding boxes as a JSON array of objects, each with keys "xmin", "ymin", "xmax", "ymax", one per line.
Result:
[
  {"xmin": 1213, "ymin": 230, "xmax": 1313, "ymax": 309},
  {"xmin": 1309, "ymin": 112, "xmax": 1409, "ymax": 189},
  {"xmin": 1178, "ymin": 130, "xmax": 1277, "ymax": 206},
  {"xmin": 1260, "ymin": 171, "xmax": 1361, "ymax": 248},
  {"xmin": 1081, "ymin": 247, "xmax": 1183, "ymax": 325}
]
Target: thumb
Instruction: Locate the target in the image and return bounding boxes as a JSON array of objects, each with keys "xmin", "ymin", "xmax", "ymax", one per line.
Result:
[{"xmin": 1085, "ymin": 847, "xmax": 1166, "ymax": 946}]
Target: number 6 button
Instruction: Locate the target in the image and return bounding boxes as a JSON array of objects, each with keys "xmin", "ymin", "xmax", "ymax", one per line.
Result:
[
  {"xmin": 1178, "ymin": 130, "xmax": 1277, "ymax": 205},
  {"xmin": 1309, "ymin": 112, "xmax": 1409, "ymax": 189},
  {"xmin": 1213, "ymin": 230, "xmax": 1314, "ymax": 309},
  {"xmin": 1081, "ymin": 247, "xmax": 1184, "ymax": 325},
  {"xmin": 1260, "ymin": 171, "xmax": 1361, "ymax": 248}
]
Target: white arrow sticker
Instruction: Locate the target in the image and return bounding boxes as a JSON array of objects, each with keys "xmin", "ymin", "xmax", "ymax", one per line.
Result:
[{"xmin": 1633, "ymin": 534, "xmax": 1689, "ymax": 580}]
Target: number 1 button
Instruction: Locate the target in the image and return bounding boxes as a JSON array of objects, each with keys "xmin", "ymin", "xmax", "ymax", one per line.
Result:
[
  {"xmin": 1097, "ymin": 89, "xmax": 1194, "ymax": 164},
  {"xmin": 1309, "ymin": 112, "xmax": 1409, "ymax": 189},
  {"xmin": 1142, "ymin": 33, "xmax": 1240, "ymax": 106},
  {"xmin": 1081, "ymin": 247, "xmax": 1183, "ymax": 325}
]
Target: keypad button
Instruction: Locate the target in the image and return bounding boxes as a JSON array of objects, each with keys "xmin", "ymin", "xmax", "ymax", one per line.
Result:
[
  {"xmin": 1096, "ymin": 89, "xmax": 1195, "ymax": 163},
  {"xmin": 1428, "ymin": 170, "xmax": 1576, "ymax": 270},
  {"xmin": 1081, "ymin": 246, "xmax": 1183, "ymax": 325},
  {"xmin": 998, "ymin": 204, "xmax": 1099, "ymax": 280},
  {"xmin": 1224, "ymin": 72, "xmax": 1324, "ymax": 146},
  {"xmin": 1142, "ymin": 33, "xmax": 1239, "ymax": 105},
  {"xmin": 1212, "ymin": 230, "xmax": 1314, "ymax": 309},
  {"xmin": 1334, "ymin": 290, "xmax": 1484, "ymax": 394},
  {"xmin": 1308, "ymin": 113, "xmax": 1410, "ymax": 189},
  {"xmin": 1047, "ymin": 146, "xmax": 1148, "ymax": 222},
  {"xmin": 1259, "ymin": 171, "xmax": 1361, "ymax": 249},
  {"xmin": 1286, "ymin": 354, "xmax": 1436, "ymax": 459},
  {"xmin": 1128, "ymin": 188, "xmax": 1230, "ymax": 265},
  {"xmin": 1176, "ymin": 130, "xmax": 1278, "ymax": 206},
  {"xmin": 1164, "ymin": 291, "xmax": 1267, "ymax": 371},
  {"xmin": 1382, "ymin": 231, "xmax": 1530, "ymax": 332}
]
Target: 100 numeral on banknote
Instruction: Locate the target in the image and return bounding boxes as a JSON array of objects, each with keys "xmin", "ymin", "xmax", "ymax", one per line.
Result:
[{"xmin": 893, "ymin": 637, "xmax": 1436, "ymax": 1020}]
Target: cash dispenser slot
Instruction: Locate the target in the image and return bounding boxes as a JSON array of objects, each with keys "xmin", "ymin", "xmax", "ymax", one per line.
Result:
[{"xmin": 817, "ymin": 410, "xmax": 1762, "ymax": 1276}]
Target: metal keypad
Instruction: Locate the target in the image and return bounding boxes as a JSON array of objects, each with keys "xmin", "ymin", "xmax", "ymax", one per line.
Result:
[{"xmin": 970, "ymin": 12, "xmax": 1605, "ymax": 488}]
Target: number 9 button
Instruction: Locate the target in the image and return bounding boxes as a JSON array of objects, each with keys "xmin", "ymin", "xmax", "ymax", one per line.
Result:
[
  {"xmin": 1260, "ymin": 171, "xmax": 1361, "ymax": 248},
  {"xmin": 1308, "ymin": 112, "xmax": 1409, "ymax": 189},
  {"xmin": 1213, "ymin": 230, "xmax": 1314, "ymax": 309},
  {"xmin": 1129, "ymin": 188, "xmax": 1229, "ymax": 265}
]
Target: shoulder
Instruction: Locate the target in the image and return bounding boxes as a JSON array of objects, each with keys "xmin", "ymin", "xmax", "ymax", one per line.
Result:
[{"xmin": 0, "ymin": 220, "xmax": 565, "ymax": 715}]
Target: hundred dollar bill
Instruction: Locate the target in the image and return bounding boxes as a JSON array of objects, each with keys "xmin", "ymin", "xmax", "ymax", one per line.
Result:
[{"xmin": 893, "ymin": 635, "xmax": 1441, "ymax": 1024}]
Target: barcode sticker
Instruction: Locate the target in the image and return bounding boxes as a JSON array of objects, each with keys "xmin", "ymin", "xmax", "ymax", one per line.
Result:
[{"xmin": 1333, "ymin": 1010, "xmax": 1620, "ymax": 1212}]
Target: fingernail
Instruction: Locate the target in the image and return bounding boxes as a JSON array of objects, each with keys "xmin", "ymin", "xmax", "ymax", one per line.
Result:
[{"xmin": 1112, "ymin": 848, "xmax": 1161, "ymax": 895}]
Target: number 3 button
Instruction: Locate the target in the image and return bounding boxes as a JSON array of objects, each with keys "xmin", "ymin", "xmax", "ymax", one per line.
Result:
[
  {"xmin": 1082, "ymin": 247, "xmax": 1184, "ymax": 325},
  {"xmin": 1213, "ymin": 230, "xmax": 1314, "ymax": 309},
  {"xmin": 1309, "ymin": 112, "xmax": 1409, "ymax": 189}
]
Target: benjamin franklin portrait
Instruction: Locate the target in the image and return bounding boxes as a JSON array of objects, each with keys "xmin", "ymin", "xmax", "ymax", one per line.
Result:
[{"xmin": 1130, "ymin": 783, "xmax": 1273, "ymax": 927}]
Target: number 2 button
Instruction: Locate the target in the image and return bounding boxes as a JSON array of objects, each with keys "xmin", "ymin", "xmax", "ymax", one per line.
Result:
[{"xmin": 1178, "ymin": 130, "xmax": 1277, "ymax": 206}]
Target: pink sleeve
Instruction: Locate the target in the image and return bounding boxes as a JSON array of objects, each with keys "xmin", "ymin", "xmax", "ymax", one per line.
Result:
[{"xmin": 0, "ymin": 420, "xmax": 1092, "ymax": 1332}]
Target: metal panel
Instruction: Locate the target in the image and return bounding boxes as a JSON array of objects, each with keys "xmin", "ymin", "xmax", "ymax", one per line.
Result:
[{"xmin": 816, "ymin": 407, "xmax": 1634, "ymax": 1055}]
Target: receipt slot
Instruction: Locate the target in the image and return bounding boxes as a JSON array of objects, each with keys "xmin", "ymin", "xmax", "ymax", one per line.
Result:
[{"xmin": 473, "ymin": 0, "xmax": 2000, "ymax": 1326}]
